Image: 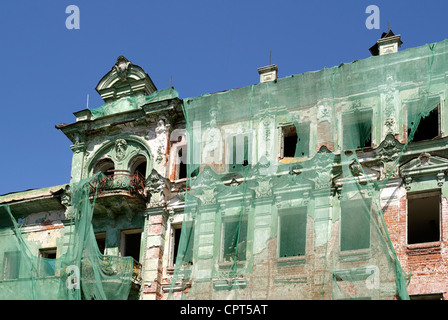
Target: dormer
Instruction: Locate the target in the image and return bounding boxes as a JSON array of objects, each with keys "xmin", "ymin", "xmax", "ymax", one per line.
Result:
[
  {"xmin": 369, "ymin": 30, "xmax": 403, "ymax": 56},
  {"xmin": 95, "ymin": 56, "xmax": 157, "ymax": 102}
]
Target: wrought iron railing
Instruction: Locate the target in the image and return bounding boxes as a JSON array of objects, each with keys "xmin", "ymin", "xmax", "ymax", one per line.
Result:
[{"xmin": 90, "ymin": 170, "xmax": 145, "ymax": 195}]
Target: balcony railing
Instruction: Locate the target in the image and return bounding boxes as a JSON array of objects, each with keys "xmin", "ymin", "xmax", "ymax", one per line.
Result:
[{"xmin": 90, "ymin": 170, "xmax": 145, "ymax": 196}]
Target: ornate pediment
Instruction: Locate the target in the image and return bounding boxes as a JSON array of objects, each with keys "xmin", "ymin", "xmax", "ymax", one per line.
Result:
[
  {"xmin": 400, "ymin": 153, "xmax": 448, "ymax": 177},
  {"xmin": 95, "ymin": 56, "xmax": 157, "ymax": 102},
  {"xmin": 400, "ymin": 152, "xmax": 448, "ymax": 189},
  {"xmin": 188, "ymin": 166, "xmax": 223, "ymax": 205}
]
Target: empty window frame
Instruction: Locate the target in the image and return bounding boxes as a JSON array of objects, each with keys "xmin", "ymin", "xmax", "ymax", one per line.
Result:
[
  {"xmin": 119, "ymin": 228, "xmax": 142, "ymax": 262},
  {"xmin": 340, "ymin": 199, "xmax": 371, "ymax": 251},
  {"xmin": 95, "ymin": 232, "xmax": 106, "ymax": 254},
  {"xmin": 93, "ymin": 158, "xmax": 115, "ymax": 177},
  {"xmin": 281, "ymin": 123, "xmax": 310, "ymax": 158},
  {"xmin": 408, "ymin": 104, "xmax": 440, "ymax": 143},
  {"xmin": 129, "ymin": 155, "xmax": 147, "ymax": 179},
  {"xmin": 170, "ymin": 223, "xmax": 194, "ymax": 267},
  {"xmin": 407, "ymin": 191, "xmax": 440, "ymax": 245},
  {"xmin": 278, "ymin": 207, "xmax": 307, "ymax": 258},
  {"xmin": 342, "ymin": 110, "xmax": 372, "ymax": 150},
  {"xmin": 2, "ymin": 251, "xmax": 21, "ymax": 280},
  {"xmin": 39, "ymin": 248, "xmax": 57, "ymax": 276},
  {"xmin": 221, "ymin": 218, "xmax": 248, "ymax": 263},
  {"xmin": 177, "ymin": 148, "xmax": 187, "ymax": 180}
]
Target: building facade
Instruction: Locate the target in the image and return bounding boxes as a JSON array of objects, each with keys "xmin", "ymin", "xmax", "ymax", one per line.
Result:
[{"xmin": 1, "ymin": 32, "xmax": 448, "ymax": 300}]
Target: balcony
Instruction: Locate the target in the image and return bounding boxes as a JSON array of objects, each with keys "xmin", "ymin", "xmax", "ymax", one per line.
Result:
[
  {"xmin": 90, "ymin": 170, "xmax": 145, "ymax": 195},
  {"xmin": 90, "ymin": 170, "xmax": 147, "ymax": 217}
]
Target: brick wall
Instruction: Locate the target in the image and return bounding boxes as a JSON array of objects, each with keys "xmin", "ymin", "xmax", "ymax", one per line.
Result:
[{"xmin": 383, "ymin": 189, "xmax": 448, "ymax": 299}]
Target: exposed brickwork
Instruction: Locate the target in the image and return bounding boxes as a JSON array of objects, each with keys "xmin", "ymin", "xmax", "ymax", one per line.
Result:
[{"xmin": 384, "ymin": 191, "xmax": 448, "ymax": 299}]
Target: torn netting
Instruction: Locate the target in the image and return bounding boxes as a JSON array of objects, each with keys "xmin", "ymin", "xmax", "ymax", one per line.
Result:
[{"xmin": 0, "ymin": 173, "xmax": 133, "ymax": 299}]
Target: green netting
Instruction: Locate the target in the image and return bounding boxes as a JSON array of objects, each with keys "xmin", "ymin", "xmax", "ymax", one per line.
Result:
[
  {"xmin": 0, "ymin": 173, "xmax": 134, "ymax": 300},
  {"xmin": 169, "ymin": 40, "xmax": 448, "ymax": 300},
  {"xmin": 88, "ymin": 87, "xmax": 179, "ymax": 120}
]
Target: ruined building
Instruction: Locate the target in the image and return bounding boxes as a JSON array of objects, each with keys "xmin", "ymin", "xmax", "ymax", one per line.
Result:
[{"xmin": 1, "ymin": 31, "xmax": 448, "ymax": 300}]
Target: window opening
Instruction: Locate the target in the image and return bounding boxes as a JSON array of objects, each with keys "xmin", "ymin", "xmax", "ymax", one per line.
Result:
[
  {"xmin": 342, "ymin": 111, "xmax": 372, "ymax": 150},
  {"xmin": 39, "ymin": 248, "xmax": 57, "ymax": 276},
  {"xmin": 408, "ymin": 105, "xmax": 439, "ymax": 142},
  {"xmin": 340, "ymin": 199, "xmax": 371, "ymax": 251},
  {"xmin": 278, "ymin": 208, "xmax": 307, "ymax": 257},
  {"xmin": 95, "ymin": 232, "xmax": 106, "ymax": 254},
  {"xmin": 222, "ymin": 218, "xmax": 248, "ymax": 262},
  {"xmin": 407, "ymin": 191, "xmax": 440, "ymax": 244},
  {"xmin": 2, "ymin": 251, "xmax": 20, "ymax": 280},
  {"xmin": 282, "ymin": 125, "xmax": 298, "ymax": 158},
  {"xmin": 120, "ymin": 229, "xmax": 142, "ymax": 262},
  {"xmin": 178, "ymin": 148, "xmax": 187, "ymax": 179},
  {"xmin": 172, "ymin": 223, "xmax": 194, "ymax": 267}
]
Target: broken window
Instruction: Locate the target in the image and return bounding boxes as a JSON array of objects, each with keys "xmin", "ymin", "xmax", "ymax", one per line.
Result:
[
  {"xmin": 407, "ymin": 191, "xmax": 440, "ymax": 245},
  {"xmin": 120, "ymin": 229, "xmax": 142, "ymax": 262},
  {"xmin": 171, "ymin": 223, "xmax": 194, "ymax": 267},
  {"xmin": 342, "ymin": 110, "xmax": 372, "ymax": 150},
  {"xmin": 2, "ymin": 251, "xmax": 20, "ymax": 280},
  {"xmin": 281, "ymin": 125, "xmax": 298, "ymax": 158},
  {"xmin": 221, "ymin": 218, "xmax": 248, "ymax": 262},
  {"xmin": 281, "ymin": 123, "xmax": 310, "ymax": 158},
  {"xmin": 39, "ymin": 248, "xmax": 57, "ymax": 276},
  {"xmin": 408, "ymin": 105, "xmax": 440, "ymax": 143},
  {"xmin": 278, "ymin": 207, "xmax": 307, "ymax": 257},
  {"xmin": 340, "ymin": 199, "xmax": 371, "ymax": 251}
]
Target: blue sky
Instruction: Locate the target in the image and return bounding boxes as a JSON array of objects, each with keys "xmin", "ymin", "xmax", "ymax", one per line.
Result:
[{"xmin": 0, "ymin": 0, "xmax": 447, "ymax": 195}]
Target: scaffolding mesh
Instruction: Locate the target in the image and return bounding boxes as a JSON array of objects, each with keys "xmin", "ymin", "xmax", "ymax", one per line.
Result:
[
  {"xmin": 0, "ymin": 174, "xmax": 134, "ymax": 300},
  {"xmin": 169, "ymin": 40, "xmax": 448, "ymax": 300}
]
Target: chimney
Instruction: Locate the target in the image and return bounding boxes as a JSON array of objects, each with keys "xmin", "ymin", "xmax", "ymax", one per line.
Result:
[
  {"xmin": 257, "ymin": 64, "xmax": 278, "ymax": 83},
  {"xmin": 369, "ymin": 30, "xmax": 403, "ymax": 56}
]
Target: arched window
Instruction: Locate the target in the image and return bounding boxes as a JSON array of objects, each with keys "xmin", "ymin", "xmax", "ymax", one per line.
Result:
[
  {"xmin": 93, "ymin": 159, "xmax": 115, "ymax": 177},
  {"xmin": 129, "ymin": 155, "xmax": 147, "ymax": 178}
]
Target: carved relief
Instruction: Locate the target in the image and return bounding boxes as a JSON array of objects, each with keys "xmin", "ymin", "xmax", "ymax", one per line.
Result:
[
  {"xmin": 114, "ymin": 138, "xmax": 128, "ymax": 162},
  {"xmin": 377, "ymin": 134, "xmax": 403, "ymax": 179},
  {"xmin": 155, "ymin": 119, "xmax": 168, "ymax": 164},
  {"xmin": 310, "ymin": 146, "xmax": 334, "ymax": 190},
  {"xmin": 114, "ymin": 56, "xmax": 131, "ymax": 80},
  {"xmin": 146, "ymin": 169, "xmax": 167, "ymax": 208},
  {"xmin": 317, "ymin": 103, "xmax": 331, "ymax": 123},
  {"xmin": 384, "ymin": 118, "xmax": 396, "ymax": 134},
  {"xmin": 384, "ymin": 74, "xmax": 397, "ymax": 118},
  {"xmin": 255, "ymin": 178, "xmax": 272, "ymax": 198}
]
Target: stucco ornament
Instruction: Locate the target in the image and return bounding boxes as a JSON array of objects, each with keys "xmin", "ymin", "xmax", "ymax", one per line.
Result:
[
  {"xmin": 155, "ymin": 119, "xmax": 168, "ymax": 164},
  {"xmin": 114, "ymin": 138, "xmax": 128, "ymax": 161},
  {"xmin": 114, "ymin": 56, "xmax": 131, "ymax": 80}
]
